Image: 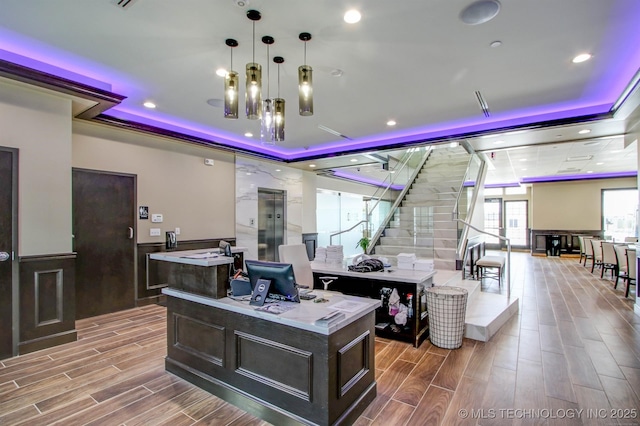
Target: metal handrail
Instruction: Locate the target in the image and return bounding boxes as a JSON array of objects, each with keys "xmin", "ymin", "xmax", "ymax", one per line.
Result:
[
  {"xmin": 453, "ymin": 156, "xmax": 487, "ymax": 259},
  {"xmin": 454, "ymin": 218, "xmax": 512, "ymax": 299},
  {"xmin": 329, "ymin": 220, "xmax": 368, "ymax": 246}
]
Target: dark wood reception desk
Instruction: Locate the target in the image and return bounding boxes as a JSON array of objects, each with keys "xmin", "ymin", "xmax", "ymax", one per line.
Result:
[{"xmin": 162, "ymin": 288, "xmax": 380, "ymax": 425}]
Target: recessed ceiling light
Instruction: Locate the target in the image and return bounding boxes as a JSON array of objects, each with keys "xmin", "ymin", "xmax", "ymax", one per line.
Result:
[
  {"xmin": 587, "ymin": 170, "xmax": 594, "ymax": 173},
  {"xmin": 143, "ymin": 101, "xmax": 156, "ymax": 109},
  {"xmin": 596, "ymin": 162, "xmax": 604, "ymax": 166},
  {"xmin": 521, "ymin": 168, "xmax": 527, "ymax": 171},
  {"xmin": 344, "ymin": 10, "xmax": 361, "ymax": 23},
  {"xmin": 578, "ymin": 129, "xmax": 591, "ymax": 134},
  {"xmin": 519, "ymin": 158, "xmax": 527, "ymax": 162},
  {"xmin": 275, "ymin": 169, "xmax": 281, "ymax": 172},
  {"xmin": 387, "ymin": 120, "xmax": 397, "ymax": 126},
  {"xmin": 572, "ymin": 53, "xmax": 592, "ymax": 63},
  {"xmin": 490, "ymin": 40, "xmax": 502, "ymax": 48},
  {"xmin": 494, "ymin": 140, "xmax": 504, "ymax": 144},
  {"xmin": 244, "ymin": 132, "xmax": 253, "ymax": 137},
  {"xmin": 459, "ymin": 0, "xmax": 501, "ymax": 25},
  {"xmin": 330, "ymin": 69, "xmax": 344, "ymax": 77},
  {"xmin": 216, "ymin": 68, "xmax": 228, "ymax": 77},
  {"xmin": 390, "ymin": 170, "xmax": 396, "ymax": 174},
  {"xmin": 350, "ymin": 158, "xmax": 358, "ymax": 162},
  {"xmin": 309, "ymin": 164, "xmax": 316, "ymax": 168}
]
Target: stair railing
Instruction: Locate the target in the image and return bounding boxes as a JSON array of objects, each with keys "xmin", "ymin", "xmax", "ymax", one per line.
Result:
[
  {"xmin": 454, "ymin": 218, "xmax": 512, "ymax": 299},
  {"xmin": 329, "ymin": 220, "xmax": 368, "ymax": 246},
  {"xmin": 367, "ymin": 147, "xmax": 432, "ymax": 253},
  {"xmin": 452, "ymin": 153, "xmax": 487, "ymax": 260}
]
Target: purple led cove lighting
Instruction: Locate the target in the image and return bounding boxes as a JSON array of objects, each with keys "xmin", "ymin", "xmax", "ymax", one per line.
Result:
[
  {"xmin": 0, "ymin": 48, "xmax": 111, "ymax": 91},
  {"xmin": 520, "ymin": 171, "xmax": 637, "ymax": 184},
  {"xmin": 103, "ymin": 108, "xmax": 283, "ymax": 157},
  {"xmin": 332, "ymin": 171, "xmax": 404, "ymax": 190},
  {"xmin": 485, "ymin": 182, "xmax": 521, "ymax": 188}
]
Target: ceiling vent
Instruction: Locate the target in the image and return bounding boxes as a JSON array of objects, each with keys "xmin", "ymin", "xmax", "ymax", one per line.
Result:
[
  {"xmin": 110, "ymin": 0, "xmax": 139, "ymax": 9},
  {"xmin": 475, "ymin": 91, "xmax": 491, "ymax": 117},
  {"xmin": 566, "ymin": 155, "xmax": 593, "ymax": 161}
]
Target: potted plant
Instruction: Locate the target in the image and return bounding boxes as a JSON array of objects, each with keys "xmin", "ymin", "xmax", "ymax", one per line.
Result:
[{"xmin": 356, "ymin": 236, "xmax": 370, "ymax": 253}]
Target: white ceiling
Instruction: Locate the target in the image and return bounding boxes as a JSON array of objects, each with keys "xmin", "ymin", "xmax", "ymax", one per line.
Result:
[{"xmin": 0, "ymin": 0, "xmax": 638, "ymax": 185}]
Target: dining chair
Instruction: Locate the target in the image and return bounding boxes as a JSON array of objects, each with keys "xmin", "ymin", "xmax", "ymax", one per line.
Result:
[
  {"xmin": 578, "ymin": 235, "xmax": 594, "ymax": 266},
  {"xmin": 589, "ymin": 239, "xmax": 603, "ymax": 274},
  {"xmin": 625, "ymin": 249, "xmax": 636, "ymax": 298},
  {"xmin": 600, "ymin": 242, "xmax": 618, "ymax": 280},
  {"xmin": 614, "ymin": 244, "xmax": 629, "ymax": 288},
  {"xmin": 583, "ymin": 236, "xmax": 595, "ymax": 267}
]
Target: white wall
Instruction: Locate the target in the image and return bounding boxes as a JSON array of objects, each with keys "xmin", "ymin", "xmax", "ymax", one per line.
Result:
[
  {"xmin": 0, "ymin": 80, "xmax": 72, "ymax": 256},
  {"xmin": 72, "ymin": 121, "xmax": 236, "ymax": 243}
]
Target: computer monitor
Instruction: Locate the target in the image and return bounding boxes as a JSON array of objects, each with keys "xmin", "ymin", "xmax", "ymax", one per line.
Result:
[{"xmin": 244, "ymin": 259, "xmax": 300, "ymax": 302}]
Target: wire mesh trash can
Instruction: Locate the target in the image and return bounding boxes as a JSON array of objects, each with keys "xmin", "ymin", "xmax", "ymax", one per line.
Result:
[{"xmin": 426, "ymin": 286, "xmax": 468, "ymax": 349}]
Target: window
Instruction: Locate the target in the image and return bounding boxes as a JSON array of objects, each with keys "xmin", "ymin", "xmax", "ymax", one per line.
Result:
[{"xmin": 602, "ymin": 188, "xmax": 638, "ymax": 242}]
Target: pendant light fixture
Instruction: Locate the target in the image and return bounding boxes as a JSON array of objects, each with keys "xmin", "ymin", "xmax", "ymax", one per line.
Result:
[
  {"xmin": 261, "ymin": 35, "xmax": 275, "ymax": 145},
  {"xmin": 298, "ymin": 32, "xmax": 313, "ymax": 116},
  {"xmin": 273, "ymin": 56, "xmax": 285, "ymax": 141},
  {"xmin": 245, "ymin": 10, "xmax": 262, "ymax": 120},
  {"xmin": 224, "ymin": 38, "xmax": 239, "ymax": 119}
]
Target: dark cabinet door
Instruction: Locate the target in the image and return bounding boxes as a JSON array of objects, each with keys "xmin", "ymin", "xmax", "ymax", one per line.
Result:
[{"xmin": 73, "ymin": 169, "xmax": 136, "ymax": 319}]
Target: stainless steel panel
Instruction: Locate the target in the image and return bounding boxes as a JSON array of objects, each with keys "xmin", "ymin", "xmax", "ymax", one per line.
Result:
[{"xmin": 258, "ymin": 189, "xmax": 286, "ymax": 262}]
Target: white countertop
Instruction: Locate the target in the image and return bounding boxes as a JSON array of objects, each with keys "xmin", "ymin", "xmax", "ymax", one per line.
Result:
[
  {"xmin": 162, "ymin": 287, "xmax": 380, "ymax": 335},
  {"xmin": 310, "ymin": 260, "xmax": 436, "ymax": 284},
  {"xmin": 150, "ymin": 247, "xmax": 247, "ymax": 267}
]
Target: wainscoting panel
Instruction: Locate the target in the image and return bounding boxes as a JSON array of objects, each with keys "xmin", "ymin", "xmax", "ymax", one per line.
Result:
[{"xmin": 19, "ymin": 253, "xmax": 76, "ymax": 354}]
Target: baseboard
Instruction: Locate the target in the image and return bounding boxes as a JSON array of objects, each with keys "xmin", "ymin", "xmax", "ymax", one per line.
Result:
[{"xmin": 18, "ymin": 329, "xmax": 77, "ymax": 355}]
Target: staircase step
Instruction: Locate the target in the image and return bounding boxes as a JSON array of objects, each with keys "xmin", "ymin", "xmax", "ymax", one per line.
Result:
[{"xmin": 405, "ymin": 192, "xmax": 457, "ymax": 202}]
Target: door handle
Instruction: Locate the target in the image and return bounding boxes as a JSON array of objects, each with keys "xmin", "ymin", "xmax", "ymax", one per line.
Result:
[
  {"xmin": 128, "ymin": 227, "xmax": 134, "ymax": 239},
  {"xmin": 0, "ymin": 252, "xmax": 10, "ymax": 262}
]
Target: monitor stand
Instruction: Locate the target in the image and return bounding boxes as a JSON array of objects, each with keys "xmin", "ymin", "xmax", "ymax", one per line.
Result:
[{"xmin": 250, "ymin": 278, "xmax": 271, "ymax": 306}]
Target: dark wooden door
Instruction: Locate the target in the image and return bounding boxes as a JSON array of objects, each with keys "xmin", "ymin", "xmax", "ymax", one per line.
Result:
[
  {"xmin": 0, "ymin": 149, "xmax": 16, "ymax": 359},
  {"xmin": 73, "ymin": 169, "xmax": 136, "ymax": 319}
]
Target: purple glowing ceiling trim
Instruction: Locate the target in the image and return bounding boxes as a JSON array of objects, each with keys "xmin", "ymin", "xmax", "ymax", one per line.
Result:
[
  {"xmin": 285, "ymin": 103, "xmax": 612, "ymax": 160},
  {"xmin": 520, "ymin": 171, "xmax": 637, "ymax": 183},
  {"xmin": 0, "ymin": 48, "xmax": 111, "ymax": 92},
  {"xmin": 332, "ymin": 171, "xmax": 404, "ymax": 190},
  {"xmin": 104, "ymin": 108, "xmax": 285, "ymax": 157},
  {"xmin": 485, "ymin": 182, "xmax": 521, "ymax": 188}
]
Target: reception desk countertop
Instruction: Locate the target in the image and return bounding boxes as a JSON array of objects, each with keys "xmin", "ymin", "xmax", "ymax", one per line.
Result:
[
  {"xmin": 163, "ymin": 287, "xmax": 380, "ymax": 335},
  {"xmin": 310, "ymin": 260, "xmax": 436, "ymax": 284},
  {"xmin": 150, "ymin": 247, "xmax": 247, "ymax": 267}
]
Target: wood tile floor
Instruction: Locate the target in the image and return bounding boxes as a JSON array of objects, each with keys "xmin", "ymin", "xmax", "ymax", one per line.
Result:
[{"xmin": 1, "ymin": 252, "xmax": 639, "ymax": 425}]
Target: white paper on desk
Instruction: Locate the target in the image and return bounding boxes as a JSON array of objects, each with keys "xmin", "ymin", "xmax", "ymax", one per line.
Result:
[
  {"xmin": 183, "ymin": 252, "xmax": 218, "ymax": 259},
  {"xmin": 329, "ymin": 300, "xmax": 367, "ymax": 312}
]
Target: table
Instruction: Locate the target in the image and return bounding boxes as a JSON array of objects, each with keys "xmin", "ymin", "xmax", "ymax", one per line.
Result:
[
  {"xmin": 163, "ymin": 288, "xmax": 379, "ymax": 425},
  {"xmin": 310, "ymin": 261, "xmax": 436, "ymax": 347}
]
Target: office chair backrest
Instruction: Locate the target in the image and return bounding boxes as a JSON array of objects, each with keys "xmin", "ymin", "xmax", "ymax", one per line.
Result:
[{"xmin": 278, "ymin": 244, "xmax": 313, "ymax": 288}]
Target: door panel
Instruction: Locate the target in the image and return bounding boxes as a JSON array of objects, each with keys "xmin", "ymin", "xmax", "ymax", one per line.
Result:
[
  {"xmin": 258, "ymin": 189, "xmax": 286, "ymax": 262},
  {"xmin": 0, "ymin": 149, "xmax": 16, "ymax": 359},
  {"xmin": 484, "ymin": 198, "xmax": 503, "ymax": 250},
  {"xmin": 73, "ymin": 169, "xmax": 136, "ymax": 319}
]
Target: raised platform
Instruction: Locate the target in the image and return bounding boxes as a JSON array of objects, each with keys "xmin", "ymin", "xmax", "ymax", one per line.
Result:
[{"xmin": 433, "ymin": 270, "xmax": 519, "ymax": 342}]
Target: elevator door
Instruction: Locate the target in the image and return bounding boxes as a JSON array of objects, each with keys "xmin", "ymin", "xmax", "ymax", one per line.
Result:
[{"xmin": 258, "ymin": 188, "xmax": 286, "ymax": 261}]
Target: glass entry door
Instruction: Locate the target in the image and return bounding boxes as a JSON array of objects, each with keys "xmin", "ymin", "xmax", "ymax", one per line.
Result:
[
  {"xmin": 484, "ymin": 198, "xmax": 503, "ymax": 250},
  {"xmin": 504, "ymin": 200, "xmax": 529, "ymax": 248}
]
